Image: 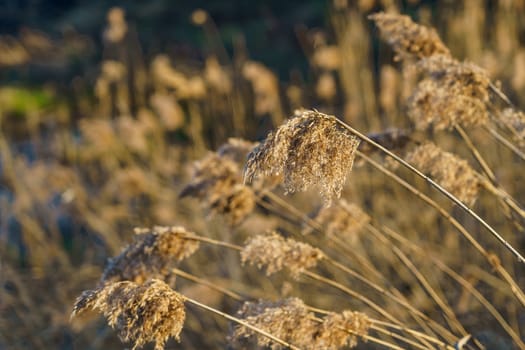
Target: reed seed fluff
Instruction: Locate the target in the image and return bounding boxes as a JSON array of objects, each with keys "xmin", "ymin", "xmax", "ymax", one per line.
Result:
[{"xmin": 244, "ymin": 109, "xmax": 360, "ymax": 203}]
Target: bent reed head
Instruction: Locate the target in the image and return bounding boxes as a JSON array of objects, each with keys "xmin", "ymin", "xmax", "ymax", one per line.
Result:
[{"xmin": 244, "ymin": 109, "xmax": 360, "ymax": 203}]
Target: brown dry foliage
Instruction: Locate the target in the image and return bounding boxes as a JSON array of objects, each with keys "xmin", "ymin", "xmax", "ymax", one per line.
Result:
[
  {"xmin": 244, "ymin": 109, "xmax": 360, "ymax": 203},
  {"xmin": 73, "ymin": 279, "xmax": 186, "ymax": 350}
]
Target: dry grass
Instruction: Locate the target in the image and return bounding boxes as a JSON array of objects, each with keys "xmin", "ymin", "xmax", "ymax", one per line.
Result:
[{"xmin": 2, "ymin": 3, "xmax": 525, "ymax": 350}]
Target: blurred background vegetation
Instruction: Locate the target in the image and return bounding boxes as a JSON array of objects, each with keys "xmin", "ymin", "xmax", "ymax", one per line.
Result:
[{"xmin": 1, "ymin": 0, "xmax": 525, "ymax": 349}]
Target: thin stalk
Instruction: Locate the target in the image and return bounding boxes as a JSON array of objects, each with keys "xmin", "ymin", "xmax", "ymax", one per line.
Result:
[
  {"xmin": 177, "ymin": 232, "xmax": 242, "ymax": 251},
  {"xmin": 489, "ymin": 83, "xmax": 515, "ymax": 109},
  {"xmin": 357, "ymin": 151, "xmax": 525, "ymax": 306},
  {"xmin": 185, "ymin": 297, "xmax": 301, "ymax": 350},
  {"xmin": 259, "ymin": 189, "xmax": 388, "ymax": 283},
  {"xmin": 337, "ymin": 118, "xmax": 525, "ymax": 263},
  {"xmin": 172, "ymin": 268, "xmax": 243, "ymax": 301},
  {"xmin": 310, "ymin": 315, "xmax": 409, "ymax": 350},
  {"xmin": 454, "ymin": 125, "xmax": 497, "ymax": 183},
  {"xmin": 369, "ymin": 324, "xmax": 437, "ymax": 350},
  {"xmin": 381, "ymin": 226, "xmax": 525, "ymax": 350},
  {"xmin": 301, "ymin": 271, "xmax": 407, "ymax": 328},
  {"xmin": 485, "ymin": 125, "xmax": 525, "ymax": 161},
  {"xmin": 364, "ymin": 225, "xmax": 469, "ymax": 338},
  {"xmin": 371, "ymin": 319, "xmax": 456, "ymax": 350},
  {"xmin": 479, "ymin": 176, "xmax": 525, "ymax": 220},
  {"xmin": 172, "ymin": 268, "xmax": 450, "ymax": 350},
  {"xmin": 325, "ymin": 256, "xmax": 460, "ymax": 341}
]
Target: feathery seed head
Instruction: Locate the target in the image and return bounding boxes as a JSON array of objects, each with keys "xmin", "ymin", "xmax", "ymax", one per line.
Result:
[
  {"xmin": 241, "ymin": 231, "xmax": 324, "ymax": 278},
  {"xmin": 180, "ymin": 151, "xmax": 256, "ymax": 225},
  {"xmin": 406, "ymin": 143, "xmax": 480, "ymax": 205},
  {"xmin": 316, "ymin": 311, "xmax": 371, "ymax": 349},
  {"xmin": 232, "ymin": 298, "xmax": 316, "ymax": 350},
  {"xmin": 101, "ymin": 226, "xmax": 200, "ymax": 284},
  {"xmin": 72, "ymin": 279, "xmax": 186, "ymax": 350},
  {"xmin": 408, "ymin": 55, "xmax": 490, "ymax": 131},
  {"xmin": 208, "ymin": 183, "xmax": 256, "ymax": 226},
  {"xmin": 500, "ymin": 108, "xmax": 525, "ymax": 142},
  {"xmin": 244, "ymin": 109, "xmax": 360, "ymax": 203},
  {"xmin": 232, "ymin": 298, "xmax": 370, "ymax": 350},
  {"xmin": 369, "ymin": 12, "xmax": 450, "ymax": 61}
]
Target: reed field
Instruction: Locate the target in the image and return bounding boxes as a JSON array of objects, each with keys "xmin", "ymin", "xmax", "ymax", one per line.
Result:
[{"xmin": 1, "ymin": 1, "xmax": 525, "ymax": 349}]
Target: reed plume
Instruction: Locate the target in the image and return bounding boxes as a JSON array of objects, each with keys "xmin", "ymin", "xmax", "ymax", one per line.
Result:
[
  {"xmin": 180, "ymin": 145, "xmax": 256, "ymax": 225},
  {"xmin": 408, "ymin": 55, "xmax": 490, "ymax": 130},
  {"xmin": 101, "ymin": 226, "xmax": 200, "ymax": 284},
  {"xmin": 244, "ymin": 109, "xmax": 360, "ymax": 202},
  {"xmin": 405, "ymin": 142, "xmax": 480, "ymax": 205},
  {"xmin": 72, "ymin": 279, "xmax": 186, "ymax": 350},
  {"xmin": 369, "ymin": 12, "xmax": 450, "ymax": 61},
  {"xmin": 241, "ymin": 231, "xmax": 324, "ymax": 278},
  {"xmin": 232, "ymin": 298, "xmax": 370, "ymax": 350}
]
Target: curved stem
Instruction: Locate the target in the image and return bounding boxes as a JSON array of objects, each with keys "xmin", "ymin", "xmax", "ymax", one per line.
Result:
[
  {"xmin": 185, "ymin": 297, "xmax": 302, "ymax": 350},
  {"xmin": 336, "ymin": 118, "xmax": 525, "ymax": 263},
  {"xmin": 357, "ymin": 151, "xmax": 525, "ymax": 306},
  {"xmin": 485, "ymin": 125, "xmax": 525, "ymax": 162},
  {"xmin": 380, "ymin": 226, "xmax": 525, "ymax": 349}
]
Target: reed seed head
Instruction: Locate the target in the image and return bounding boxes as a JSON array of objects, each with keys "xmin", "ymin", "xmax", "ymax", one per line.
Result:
[
  {"xmin": 369, "ymin": 12, "xmax": 450, "ymax": 61},
  {"xmin": 500, "ymin": 108, "xmax": 525, "ymax": 142},
  {"xmin": 408, "ymin": 55, "xmax": 490, "ymax": 130},
  {"xmin": 316, "ymin": 311, "xmax": 371, "ymax": 349},
  {"xmin": 232, "ymin": 298, "xmax": 316, "ymax": 350},
  {"xmin": 232, "ymin": 298, "xmax": 370, "ymax": 350},
  {"xmin": 406, "ymin": 143, "xmax": 480, "ymax": 205},
  {"xmin": 101, "ymin": 226, "xmax": 200, "ymax": 284},
  {"xmin": 241, "ymin": 231, "xmax": 324, "ymax": 278},
  {"xmin": 180, "ymin": 151, "xmax": 256, "ymax": 225},
  {"xmin": 244, "ymin": 109, "xmax": 360, "ymax": 203},
  {"xmin": 72, "ymin": 279, "xmax": 186, "ymax": 350}
]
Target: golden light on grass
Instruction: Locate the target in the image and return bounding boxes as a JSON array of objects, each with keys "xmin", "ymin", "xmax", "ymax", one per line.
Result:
[
  {"xmin": 240, "ymin": 231, "xmax": 324, "ymax": 277},
  {"xmin": 101, "ymin": 226, "xmax": 200, "ymax": 284},
  {"xmin": 72, "ymin": 279, "xmax": 186, "ymax": 350},
  {"xmin": 244, "ymin": 109, "xmax": 360, "ymax": 203},
  {"xmin": 408, "ymin": 55, "xmax": 490, "ymax": 130},
  {"xmin": 405, "ymin": 142, "xmax": 480, "ymax": 205},
  {"xmin": 232, "ymin": 298, "xmax": 371, "ymax": 350},
  {"xmin": 369, "ymin": 12, "xmax": 450, "ymax": 60},
  {"xmin": 180, "ymin": 149, "xmax": 256, "ymax": 225}
]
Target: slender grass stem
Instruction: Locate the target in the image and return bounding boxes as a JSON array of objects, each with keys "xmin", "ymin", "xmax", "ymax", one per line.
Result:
[
  {"xmin": 185, "ymin": 297, "xmax": 302, "ymax": 350},
  {"xmin": 485, "ymin": 125, "xmax": 525, "ymax": 161},
  {"xmin": 380, "ymin": 226, "xmax": 525, "ymax": 349},
  {"xmin": 357, "ymin": 150, "xmax": 525, "ymax": 306},
  {"xmin": 336, "ymin": 119, "xmax": 525, "ymax": 264},
  {"xmin": 454, "ymin": 125, "xmax": 497, "ymax": 183}
]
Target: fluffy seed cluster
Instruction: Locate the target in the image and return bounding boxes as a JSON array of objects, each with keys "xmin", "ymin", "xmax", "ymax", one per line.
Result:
[
  {"xmin": 406, "ymin": 143, "xmax": 480, "ymax": 205},
  {"xmin": 244, "ymin": 109, "xmax": 360, "ymax": 203},
  {"xmin": 304, "ymin": 200, "xmax": 370, "ymax": 242},
  {"xmin": 241, "ymin": 231, "xmax": 324, "ymax": 278},
  {"xmin": 369, "ymin": 12, "xmax": 450, "ymax": 61},
  {"xmin": 72, "ymin": 279, "xmax": 186, "ymax": 350},
  {"xmin": 180, "ymin": 141, "xmax": 256, "ymax": 225},
  {"xmin": 500, "ymin": 108, "xmax": 525, "ymax": 143},
  {"xmin": 232, "ymin": 298, "xmax": 370, "ymax": 350},
  {"xmin": 101, "ymin": 226, "xmax": 200, "ymax": 284},
  {"xmin": 408, "ymin": 55, "xmax": 491, "ymax": 130}
]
